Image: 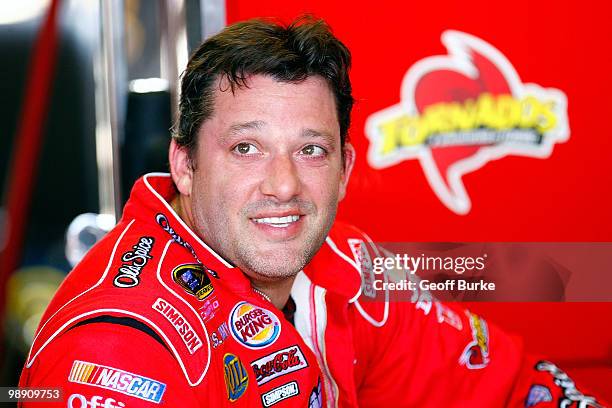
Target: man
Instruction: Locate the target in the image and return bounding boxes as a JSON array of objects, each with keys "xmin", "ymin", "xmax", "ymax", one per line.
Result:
[{"xmin": 20, "ymin": 17, "xmax": 604, "ymax": 407}]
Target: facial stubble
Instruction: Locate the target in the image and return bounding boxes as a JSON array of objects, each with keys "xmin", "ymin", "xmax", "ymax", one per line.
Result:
[
  {"xmin": 235, "ymin": 205, "xmax": 338, "ymax": 281},
  {"xmin": 194, "ymin": 194, "xmax": 338, "ymax": 281}
]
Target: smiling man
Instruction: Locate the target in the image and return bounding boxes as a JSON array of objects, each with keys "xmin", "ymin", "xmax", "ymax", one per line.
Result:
[
  {"xmin": 170, "ymin": 73, "xmax": 353, "ymax": 309},
  {"xmin": 20, "ymin": 17, "xmax": 604, "ymax": 408}
]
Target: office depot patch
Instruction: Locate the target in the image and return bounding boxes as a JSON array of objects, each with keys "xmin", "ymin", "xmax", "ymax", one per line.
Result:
[
  {"xmin": 229, "ymin": 301, "xmax": 281, "ymax": 349},
  {"xmin": 366, "ymin": 31, "xmax": 569, "ymax": 214}
]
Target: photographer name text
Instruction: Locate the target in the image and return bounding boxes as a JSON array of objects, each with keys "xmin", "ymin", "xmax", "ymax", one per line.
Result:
[{"xmin": 373, "ymin": 278, "xmax": 495, "ymax": 292}]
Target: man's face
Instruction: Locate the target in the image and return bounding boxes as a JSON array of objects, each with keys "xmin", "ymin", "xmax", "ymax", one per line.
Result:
[{"xmin": 172, "ymin": 75, "xmax": 354, "ymax": 282}]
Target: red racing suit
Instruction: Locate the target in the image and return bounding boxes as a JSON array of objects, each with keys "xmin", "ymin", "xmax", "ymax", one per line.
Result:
[{"xmin": 19, "ymin": 173, "xmax": 606, "ymax": 407}]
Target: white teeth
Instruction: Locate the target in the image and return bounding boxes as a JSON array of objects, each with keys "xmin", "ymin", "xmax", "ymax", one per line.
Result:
[{"xmin": 253, "ymin": 215, "xmax": 300, "ymax": 227}]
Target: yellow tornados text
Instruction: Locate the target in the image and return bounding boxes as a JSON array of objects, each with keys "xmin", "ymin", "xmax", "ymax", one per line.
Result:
[{"xmin": 377, "ymin": 93, "xmax": 558, "ymax": 154}]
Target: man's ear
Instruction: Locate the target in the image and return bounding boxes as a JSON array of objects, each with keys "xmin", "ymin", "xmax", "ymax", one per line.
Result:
[
  {"xmin": 169, "ymin": 139, "xmax": 193, "ymax": 196},
  {"xmin": 339, "ymin": 142, "xmax": 356, "ymax": 201}
]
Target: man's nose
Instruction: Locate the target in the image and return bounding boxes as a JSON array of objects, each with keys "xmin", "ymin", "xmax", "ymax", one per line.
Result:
[{"xmin": 260, "ymin": 153, "xmax": 302, "ymax": 202}]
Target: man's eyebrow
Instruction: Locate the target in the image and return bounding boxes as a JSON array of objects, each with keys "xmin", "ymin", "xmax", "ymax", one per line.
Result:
[
  {"xmin": 301, "ymin": 128, "xmax": 337, "ymax": 147},
  {"xmin": 219, "ymin": 120, "xmax": 265, "ymax": 144},
  {"xmin": 227, "ymin": 120, "xmax": 265, "ymax": 135}
]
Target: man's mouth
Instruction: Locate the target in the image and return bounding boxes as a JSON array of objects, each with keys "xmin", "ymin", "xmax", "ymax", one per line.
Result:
[{"xmin": 252, "ymin": 215, "xmax": 301, "ymax": 228}]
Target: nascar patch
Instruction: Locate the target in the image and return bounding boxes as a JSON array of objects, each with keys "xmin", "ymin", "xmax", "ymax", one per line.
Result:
[{"xmin": 68, "ymin": 360, "xmax": 166, "ymax": 403}]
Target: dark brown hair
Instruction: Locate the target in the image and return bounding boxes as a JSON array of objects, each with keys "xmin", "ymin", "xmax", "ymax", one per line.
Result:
[{"xmin": 174, "ymin": 16, "xmax": 353, "ymax": 157}]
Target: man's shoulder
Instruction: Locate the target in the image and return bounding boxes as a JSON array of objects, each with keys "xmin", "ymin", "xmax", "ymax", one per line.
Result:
[
  {"xmin": 28, "ymin": 217, "xmax": 214, "ymax": 389},
  {"xmin": 21, "ymin": 322, "xmax": 200, "ymax": 406},
  {"xmin": 42, "ymin": 217, "xmax": 167, "ymax": 321},
  {"xmin": 27, "ymin": 320, "xmax": 177, "ymax": 373}
]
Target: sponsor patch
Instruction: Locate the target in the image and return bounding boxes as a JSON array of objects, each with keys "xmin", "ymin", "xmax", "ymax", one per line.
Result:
[
  {"xmin": 348, "ymin": 239, "xmax": 377, "ymax": 299},
  {"xmin": 365, "ymin": 31, "xmax": 569, "ymax": 215},
  {"xmin": 434, "ymin": 302, "xmax": 463, "ymax": 330},
  {"xmin": 113, "ymin": 236, "xmax": 154, "ymax": 288},
  {"xmin": 229, "ymin": 301, "xmax": 281, "ymax": 349},
  {"xmin": 172, "ymin": 263, "xmax": 214, "ymax": 300},
  {"xmin": 536, "ymin": 361, "xmax": 602, "ymax": 407},
  {"xmin": 68, "ymin": 360, "xmax": 166, "ymax": 403},
  {"xmin": 223, "ymin": 353, "xmax": 248, "ymax": 402},
  {"xmin": 67, "ymin": 394, "xmax": 125, "ymax": 408},
  {"xmin": 459, "ymin": 312, "xmax": 489, "ymax": 369},
  {"xmin": 199, "ymin": 296, "xmax": 220, "ymax": 322},
  {"xmin": 210, "ymin": 322, "xmax": 230, "ymax": 349},
  {"xmin": 251, "ymin": 345, "xmax": 308, "ymax": 386},
  {"xmin": 308, "ymin": 379, "xmax": 323, "ymax": 408},
  {"xmin": 152, "ymin": 297, "xmax": 203, "ymax": 354},
  {"xmin": 156, "ymin": 213, "xmax": 219, "ymax": 278},
  {"xmin": 525, "ymin": 384, "xmax": 552, "ymax": 407},
  {"xmin": 261, "ymin": 382, "xmax": 299, "ymax": 407}
]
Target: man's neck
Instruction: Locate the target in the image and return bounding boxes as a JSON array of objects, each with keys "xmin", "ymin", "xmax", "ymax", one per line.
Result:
[
  {"xmin": 251, "ymin": 276, "xmax": 297, "ymax": 310},
  {"xmin": 170, "ymin": 195, "xmax": 295, "ymax": 310},
  {"xmin": 170, "ymin": 195, "xmax": 192, "ymax": 228}
]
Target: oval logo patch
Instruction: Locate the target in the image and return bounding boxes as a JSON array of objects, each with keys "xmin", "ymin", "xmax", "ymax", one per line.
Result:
[
  {"xmin": 228, "ymin": 301, "xmax": 281, "ymax": 349},
  {"xmin": 223, "ymin": 353, "xmax": 248, "ymax": 401}
]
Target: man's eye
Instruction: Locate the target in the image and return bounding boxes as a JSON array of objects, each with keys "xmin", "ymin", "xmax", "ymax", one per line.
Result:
[
  {"xmin": 233, "ymin": 142, "xmax": 260, "ymax": 155},
  {"xmin": 300, "ymin": 145, "xmax": 327, "ymax": 156}
]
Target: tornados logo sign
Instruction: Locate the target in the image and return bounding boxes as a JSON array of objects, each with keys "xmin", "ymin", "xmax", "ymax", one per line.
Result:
[
  {"xmin": 229, "ymin": 302, "xmax": 281, "ymax": 349},
  {"xmin": 366, "ymin": 31, "xmax": 569, "ymax": 214}
]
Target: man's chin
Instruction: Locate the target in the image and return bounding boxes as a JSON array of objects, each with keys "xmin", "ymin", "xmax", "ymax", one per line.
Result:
[
  {"xmin": 247, "ymin": 267, "xmax": 302, "ymax": 283},
  {"xmin": 235, "ymin": 247, "xmax": 310, "ymax": 282}
]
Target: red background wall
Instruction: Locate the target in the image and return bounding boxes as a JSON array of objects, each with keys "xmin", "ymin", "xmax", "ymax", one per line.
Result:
[{"xmin": 226, "ymin": 0, "xmax": 612, "ymax": 399}]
